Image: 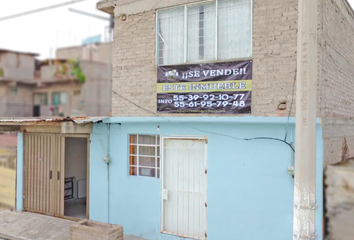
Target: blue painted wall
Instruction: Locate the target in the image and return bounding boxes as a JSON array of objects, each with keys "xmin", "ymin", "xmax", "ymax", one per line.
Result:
[
  {"xmin": 316, "ymin": 125, "xmax": 324, "ymax": 240},
  {"xmin": 88, "ymin": 118, "xmax": 323, "ymax": 240}
]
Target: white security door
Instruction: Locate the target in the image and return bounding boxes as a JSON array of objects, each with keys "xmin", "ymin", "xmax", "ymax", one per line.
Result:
[{"xmin": 162, "ymin": 138, "xmax": 207, "ymax": 239}]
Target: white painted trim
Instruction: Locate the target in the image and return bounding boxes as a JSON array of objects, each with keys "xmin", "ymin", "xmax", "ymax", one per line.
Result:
[
  {"xmin": 250, "ymin": 0, "xmax": 253, "ymax": 57},
  {"xmin": 156, "ymin": 10, "xmax": 159, "ymax": 65},
  {"xmin": 184, "ymin": 5, "xmax": 188, "ymax": 63},
  {"xmin": 129, "ymin": 134, "xmax": 160, "ymax": 178},
  {"xmin": 215, "ymin": 0, "xmax": 218, "ymax": 60}
]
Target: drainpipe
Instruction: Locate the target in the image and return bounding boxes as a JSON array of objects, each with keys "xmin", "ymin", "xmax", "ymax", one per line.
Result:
[{"xmin": 293, "ymin": 0, "xmax": 318, "ymax": 239}]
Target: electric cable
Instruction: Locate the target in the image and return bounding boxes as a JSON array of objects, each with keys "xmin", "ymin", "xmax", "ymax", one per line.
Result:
[
  {"xmin": 112, "ymin": 90, "xmax": 295, "ymax": 152},
  {"xmin": 284, "ymin": 68, "xmax": 297, "ymax": 142},
  {"xmin": 0, "ymin": 0, "xmax": 89, "ymax": 21}
]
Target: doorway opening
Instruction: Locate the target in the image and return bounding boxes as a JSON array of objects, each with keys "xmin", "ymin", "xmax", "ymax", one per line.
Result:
[{"xmin": 64, "ymin": 137, "xmax": 88, "ymax": 219}]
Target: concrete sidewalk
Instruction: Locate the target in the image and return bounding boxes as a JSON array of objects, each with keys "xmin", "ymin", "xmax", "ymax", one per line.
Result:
[{"xmin": 0, "ymin": 210, "xmax": 147, "ymax": 240}]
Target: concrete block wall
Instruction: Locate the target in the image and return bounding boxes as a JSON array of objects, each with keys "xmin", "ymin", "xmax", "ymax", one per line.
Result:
[
  {"xmin": 112, "ymin": 9, "xmax": 156, "ymax": 116},
  {"xmin": 111, "ymin": 0, "xmax": 300, "ymax": 117},
  {"xmin": 81, "ymin": 61, "xmax": 111, "ymax": 116},
  {"xmin": 5, "ymin": 84, "xmax": 33, "ymax": 117},
  {"xmin": 0, "ymin": 85, "xmax": 8, "ymax": 117},
  {"xmin": 320, "ymin": 0, "xmax": 354, "ymax": 165},
  {"xmin": 34, "ymin": 81, "xmax": 82, "ymax": 117},
  {"xmin": 1, "ymin": 53, "xmax": 35, "ymax": 80},
  {"xmin": 0, "ymin": 83, "xmax": 33, "ymax": 117},
  {"xmin": 56, "ymin": 43, "xmax": 112, "ymax": 65},
  {"xmin": 252, "ymin": 0, "xmax": 298, "ymax": 117},
  {"xmin": 107, "ymin": 0, "xmax": 354, "ymax": 166}
]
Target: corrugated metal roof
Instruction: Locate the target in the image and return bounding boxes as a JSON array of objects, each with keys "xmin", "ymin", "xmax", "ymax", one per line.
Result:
[
  {"xmin": 0, "ymin": 117, "xmax": 107, "ymax": 125},
  {"xmin": 72, "ymin": 116, "xmax": 108, "ymax": 124}
]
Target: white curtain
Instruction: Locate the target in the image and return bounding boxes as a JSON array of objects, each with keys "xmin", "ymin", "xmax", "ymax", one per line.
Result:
[
  {"xmin": 157, "ymin": 7, "xmax": 185, "ymax": 65},
  {"xmin": 218, "ymin": 0, "xmax": 252, "ymax": 59},
  {"xmin": 187, "ymin": 3, "xmax": 216, "ymax": 61}
]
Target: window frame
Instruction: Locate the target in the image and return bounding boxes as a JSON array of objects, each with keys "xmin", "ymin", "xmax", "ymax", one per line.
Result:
[
  {"xmin": 9, "ymin": 86, "xmax": 18, "ymax": 96},
  {"xmin": 33, "ymin": 93, "xmax": 48, "ymax": 106},
  {"xmin": 156, "ymin": 0, "xmax": 253, "ymax": 66},
  {"xmin": 160, "ymin": 136, "xmax": 208, "ymax": 237},
  {"xmin": 51, "ymin": 91, "xmax": 67, "ymax": 106},
  {"xmin": 128, "ymin": 134, "xmax": 161, "ymax": 178}
]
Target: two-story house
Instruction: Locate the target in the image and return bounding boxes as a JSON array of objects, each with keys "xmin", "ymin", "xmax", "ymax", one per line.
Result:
[
  {"xmin": 0, "ymin": 47, "xmax": 112, "ymax": 117},
  {"xmin": 6, "ymin": 0, "xmax": 354, "ymax": 240},
  {"xmin": 92, "ymin": 0, "xmax": 354, "ymax": 239},
  {"xmin": 0, "ymin": 49, "xmax": 37, "ymax": 116}
]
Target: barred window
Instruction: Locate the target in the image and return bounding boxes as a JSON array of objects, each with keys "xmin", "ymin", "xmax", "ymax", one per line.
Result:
[{"xmin": 129, "ymin": 135, "xmax": 160, "ymax": 178}]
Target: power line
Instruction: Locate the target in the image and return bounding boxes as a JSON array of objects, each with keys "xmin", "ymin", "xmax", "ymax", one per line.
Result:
[
  {"xmin": 0, "ymin": 0, "xmax": 89, "ymax": 21},
  {"xmin": 112, "ymin": 90, "xmax": 295, "ymax": 152},
  {"xmin": 284, "ymin": 68, "xmax": 297, "ymax": 142},
  {"xmin": 68, "ymin": 8, "xmax": 110, "ymax": 21}
]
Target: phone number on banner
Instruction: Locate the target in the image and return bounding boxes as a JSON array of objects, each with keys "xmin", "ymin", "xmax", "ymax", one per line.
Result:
[{"xmin": 171, "ymin": 93, "xmax": 246, "ymax": 108}]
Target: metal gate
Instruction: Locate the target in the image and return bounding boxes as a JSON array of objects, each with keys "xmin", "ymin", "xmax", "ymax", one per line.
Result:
[
  {"xmin": 161, "ymin": 137, "xmax": 207, "ymax": 239},
  {"xmin": 23, "ymin": 133, "xmax": 64, "ymax": 216}
]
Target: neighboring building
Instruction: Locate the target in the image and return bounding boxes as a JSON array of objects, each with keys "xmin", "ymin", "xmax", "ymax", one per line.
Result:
[
  {"xmin": 0, "ymin": 49, "xmax": 37, "ymax": 117},
  {"xmin": 0, "ymin": 133, "xmax": 17, "ymax": 169},
  {"xmin": 5, "ymin": 1, "xmax": 354, "ymax": 240},
  {"xmin": 0, "ymin": 47, "xmax": 111, "ymax": 117},
  {"xmin": 0, "ymin": 48, "xmax": 37, "ymax": 79},
  {"xmin": 0, "ymin": 133, "xmax": 17, "ymax": 210},
  {"xmin": 35, "ymin": 59, "xmax": 111, "ymax": 117},
  {"xmin": 56, "ymin": 42, "xmax": 112, "ymax": 65},
  {"xmin": 55, "ymin": 43, "xmax": 113, "ymax": 116}
]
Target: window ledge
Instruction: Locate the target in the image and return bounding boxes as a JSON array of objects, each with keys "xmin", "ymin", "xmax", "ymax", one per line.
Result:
[{"xmin": 157, "ymin": 57, "xmax": 253, "ymax": 67}]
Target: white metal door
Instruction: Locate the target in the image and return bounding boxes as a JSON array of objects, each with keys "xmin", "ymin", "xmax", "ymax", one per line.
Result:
[{"xmin": 162, "ymin": 138, "xmax": 207, "ymax": 239}]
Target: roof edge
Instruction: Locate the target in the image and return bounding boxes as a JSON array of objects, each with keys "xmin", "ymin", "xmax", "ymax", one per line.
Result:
[{"xmin": 97, "ymin": 0, "xmax": 115, "ymax": 15}]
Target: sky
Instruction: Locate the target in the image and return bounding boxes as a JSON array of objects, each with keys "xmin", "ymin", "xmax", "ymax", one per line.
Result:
[
  {"xmin": 0, "ymin": 0, "xmax": 110, "ymax": 59},
  {"xmin": 0, "ymin": 0, "xmax": 354, "ymax": 59}
]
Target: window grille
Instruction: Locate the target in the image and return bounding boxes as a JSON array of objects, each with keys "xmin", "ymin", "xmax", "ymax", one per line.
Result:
[{"xmin": 129, "ymin": 135, "xmax": 160, "ymax": 178}]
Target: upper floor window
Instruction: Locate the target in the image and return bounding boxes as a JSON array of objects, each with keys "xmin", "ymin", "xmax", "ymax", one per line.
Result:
[
  {"xmin": 52, "ymin": 92, "xmax": 67, "ymax": 105},
  {"xmin": 9, "ymin": 86, "xmax": 18, "ymax": 96},
  {"xmin": 157, "ymin": 0, "xmax": 252, "ymax": 65},
  {"xmin": 34, "ymin": 93, "xmax": 48, "ymax": 105}
]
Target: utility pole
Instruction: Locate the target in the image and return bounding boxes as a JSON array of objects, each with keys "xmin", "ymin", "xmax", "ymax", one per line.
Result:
[{"xmin": 293, "ymin": 0, "xmax": 318, "ymax": 239}]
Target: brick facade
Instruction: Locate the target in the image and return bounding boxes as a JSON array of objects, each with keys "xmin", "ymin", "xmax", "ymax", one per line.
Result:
[
  {"xmin": 100, "ymin": 0, "xmax": 354, "ymax": 165},
  {"xmin": 320, "ymin": 0, "xmax": 354, "ymax": 164},
  {"xmin": 110, "ymin": 0, "xmax": 299, "ymax": 117}
]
